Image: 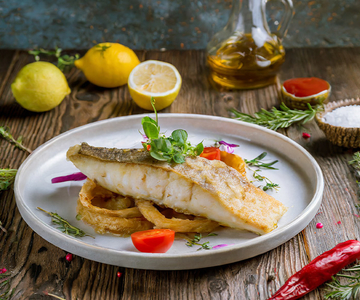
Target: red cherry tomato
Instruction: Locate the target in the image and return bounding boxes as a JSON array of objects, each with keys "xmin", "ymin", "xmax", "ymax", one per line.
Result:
[
  {"xmin": 131, "ymin": 229, "xmax": 175, "ymax": 253},
  {"xmin": 200, "ymin": 147, "xmax": 221, "ymax": 160}
]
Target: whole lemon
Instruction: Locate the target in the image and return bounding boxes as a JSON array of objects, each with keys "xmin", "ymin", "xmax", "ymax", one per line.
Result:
[
  {"xmin": 74, "ymin": 43, "xmax": 140, "ymax": 88},
  {"xmin": 11, "ymin": 61, "xmax": 71, "ymax": 112}
]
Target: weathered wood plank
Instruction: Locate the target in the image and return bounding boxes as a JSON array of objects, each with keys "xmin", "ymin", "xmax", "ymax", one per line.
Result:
[{"xmin": 1, "ymin": 48, "xmax": 360, "ymax": 299}]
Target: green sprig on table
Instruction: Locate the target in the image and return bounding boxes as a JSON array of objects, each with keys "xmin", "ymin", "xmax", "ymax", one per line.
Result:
[
  {"xmin": 28, "ymin": 47, "xmax": 80, "ymax": 72},
  {"xmin": 325, "ymin": 264, "xmax": 360, "ymax": 299},
  {"xmin": 230, "ymin": 103, "xmax": 320, "ymax": 131},
  {"xmin": 142, "ymin": 98, "xmax": 204, "ymax": 164},
  {"xmin": 0, "ymin": 126, "xmax": 32, "ymax": 154},
  {"xmin": 0, "ymin": 169, "xmax": 17, "ymax": 192}
]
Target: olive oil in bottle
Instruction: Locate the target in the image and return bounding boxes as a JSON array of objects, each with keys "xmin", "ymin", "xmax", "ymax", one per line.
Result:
[{"xmin": 207, "ymin": 34, "xmax": 285, "ymax": 89}]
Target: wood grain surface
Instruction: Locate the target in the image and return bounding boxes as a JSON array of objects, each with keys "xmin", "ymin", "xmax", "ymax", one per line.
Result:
[{"xmin": 1, "ymin": 48, "xmax": 360, "ymax": 300}]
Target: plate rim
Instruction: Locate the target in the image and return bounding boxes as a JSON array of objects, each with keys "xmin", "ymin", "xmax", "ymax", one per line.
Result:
[{"xmin": 14, "ymin": 113, "xmax": 324, "ymax": 269}]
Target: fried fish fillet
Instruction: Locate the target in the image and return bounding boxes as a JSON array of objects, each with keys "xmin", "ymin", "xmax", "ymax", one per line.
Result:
[{"xmin": 67, "ymin": 143, "xmax": 287, "ymax": 235}]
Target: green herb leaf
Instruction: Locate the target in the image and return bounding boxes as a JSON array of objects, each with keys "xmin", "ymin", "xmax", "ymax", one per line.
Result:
[
  {"xmin": 171, "ymin": 130, "xmax": 188, "ymax": 144},
  {"xmin": 0, "ymin": 127, "xmax": 32, "ymax": 154},
  {"xmin": 140, "ymin": 97, "xmax": 204, "ymax": 164},
  {"xmin": 245, "ymin": 152, "xmax": 280, "ymax": 192},
  {"xmin": 37, "ymin": 207, "xmax": 93, "ymax": 238},
  {"xmin": 143, "ymin": 121, "xmax": 160, "ymax": 140},
  {"xmin": 230, "ymin": 103, "xmax": 321, "ymax": 131},
  {"xmin": 185, "ymin": 233, "xmax": 218, "ymax": 251},
  {"xmin": 28, "ymin": 47, "xmax": 80, "ymax": 72},
  {"xmin": 325, "ymin": 265, "xmax": 360, "ymax": 299},
  {"xmin": 0, "ymin": 169, "xmax": 17, "ymax": 192}
]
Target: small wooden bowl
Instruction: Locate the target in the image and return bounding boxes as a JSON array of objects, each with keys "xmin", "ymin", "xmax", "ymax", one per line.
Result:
[{"xmin": 315, "ymin": 98, "xmax": 360, "ymax": 148}]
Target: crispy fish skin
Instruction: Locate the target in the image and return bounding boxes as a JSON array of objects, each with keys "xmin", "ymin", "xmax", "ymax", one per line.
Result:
[{"xmin": 67, "ymin": 143, "xmax": 287, "ymax": 235}]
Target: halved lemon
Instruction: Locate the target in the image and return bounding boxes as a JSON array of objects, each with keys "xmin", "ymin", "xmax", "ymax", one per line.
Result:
[{"xmin": 128, "ymin": 60, "xmax": 182, "ymax": 111}]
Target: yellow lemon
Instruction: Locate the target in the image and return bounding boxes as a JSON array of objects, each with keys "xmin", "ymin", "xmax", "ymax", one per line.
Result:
[
  {"xmin": 74, "ymin": 43, "xmax": 140, "ymax": 88},
  {"xmin": 11, "ymin": 61, "xmax": 71, "ymax": 112},
  {"xmin": 128, "ymin": 60, "xmax": 182, "ymax": 111}
]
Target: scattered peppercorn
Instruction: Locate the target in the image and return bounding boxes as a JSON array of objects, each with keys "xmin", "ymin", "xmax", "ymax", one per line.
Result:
[
  {"xmin": 117, "ymin": 271, "xmax": 122, "ymax": 278},
  {"xmin": 302, "ymin": 132, "xmax": 311, "ymax": 139},
  {"xmin": 65, "ymin": 253, "xmax": 73, "ymax": 262},
  {"xmin": 316, "ymin": 222, "xmax": 323, "ymax": 229}
]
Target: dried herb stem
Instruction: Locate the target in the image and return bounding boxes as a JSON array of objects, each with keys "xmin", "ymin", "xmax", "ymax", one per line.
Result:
[
  {"xmin": 37, "ymin": 207, "xmax": 93, "ymax": 238},
  {"xmin": 0, "ymin": 127, "xmax": 32, "ymax": 154}
]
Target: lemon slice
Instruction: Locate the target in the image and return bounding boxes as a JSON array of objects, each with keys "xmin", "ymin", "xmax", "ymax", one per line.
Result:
[{"xmin": 128, "ymin": 60, "xmax": 182, "ymax": 110}]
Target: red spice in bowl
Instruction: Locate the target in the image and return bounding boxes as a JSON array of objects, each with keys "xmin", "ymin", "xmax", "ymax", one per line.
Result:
[{"xmin": 281, "ymin": 77, "xmax": 331, "ymax": 110}]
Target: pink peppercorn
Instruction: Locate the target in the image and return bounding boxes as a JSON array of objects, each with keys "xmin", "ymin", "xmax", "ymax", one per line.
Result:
[
  {"xmin": 302, "ymin": 132, "xmax": 311, "ymax": 139},
  {"xmin": 316, "ymin": 223, "xmax": 323, "ymax": 229},
  {"xmin": 65, "ymin": 253, "xmax": 73, "ymax": 262},
  {"xmin": 117, "ymin": 271, "xmax": 122, "ymax": 278},
  {"xmin": 0, "ymin": 268, "xmax": 7, "ymax": 274},
  {"xmin": 337, "ymin": 221, "xmax": 342, "ymax": 225}
]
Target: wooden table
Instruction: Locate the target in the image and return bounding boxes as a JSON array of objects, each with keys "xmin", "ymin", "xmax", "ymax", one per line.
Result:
[{"xmin": 1, "ymin": 48, "xmax": 360, "ymax": 300}]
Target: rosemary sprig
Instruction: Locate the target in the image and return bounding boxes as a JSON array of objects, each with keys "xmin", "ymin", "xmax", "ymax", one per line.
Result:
[
  {"xmin": 325, "ymin": 265, "xmax": 360, "ymax": 299},
  {"xmin": 0, "ymin": 169, "xmax": 17, "ymax": 192},
  {"xmin": 0, "ymin": 127, "xmax": 32, "ymax": 154},
  {"xmin": 245, "ymin": 152, "xmax": 280, "ymax": 191},
  {"xmin": 349, "ymin": 152, "xmax": 360, "ymax": 172},
  {"xmin": 37, "ymin": 207, "xmax": 93, "ymax": 238},
  {"xmin": 230, "ymin": 103, "xmax": 320, "ymax": 131},
  {"xmin": 0, "ymin": 272, "xmax": 14, "ymax": 300},
  {"xmin": 185, "ymin": 233, "xmax": 218, "ymax": 251},
  {"xmin": 28, "ymin": 47, "xmax": 80, "ymax": 72}
]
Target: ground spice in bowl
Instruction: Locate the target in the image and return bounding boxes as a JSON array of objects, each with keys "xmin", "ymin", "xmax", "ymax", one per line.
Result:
[{"xmin": 315, "ymin": 98, "xmax": 360, "ymax": 148}]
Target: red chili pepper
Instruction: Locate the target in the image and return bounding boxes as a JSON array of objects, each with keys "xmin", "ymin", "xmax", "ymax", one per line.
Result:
[
  {"xmin": 268, "ymin": 240, "xmax": 360, "ymax": 300},
  {"xmin": 146, "ymin": 144, "xmax": 151, "ymax": 151}
]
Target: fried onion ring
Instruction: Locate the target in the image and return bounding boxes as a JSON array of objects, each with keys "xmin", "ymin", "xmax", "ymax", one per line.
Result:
[
  {"xmin": 135, "ymin": 199, "xmax": 219, "ymax": 233},
  {"xmin": 77, "ymin": 179, "xmax": 153, "ymax": 236}
]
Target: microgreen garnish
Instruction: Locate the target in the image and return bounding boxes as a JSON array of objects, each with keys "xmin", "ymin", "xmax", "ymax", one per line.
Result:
[
  {"xmin": 230, "ymin": 103, "xmax": 320, "ymax": 131},
  {"xmin": 0, "ymin": 169, "xmax": 17, "ymax": 192},
  {"xmin": 0, "ymin": 127, "xmax": 32, "ymax": 154},
  {"xmin": 37, "ymin": 207, "xmax": 93, "ymax": 238},
  {"xmin": 0, "ymin": 271, "xmax": 14, "ymax": 300},
  {"xmin": 28, "ymin": 47, "xmax": 80, "ymax": 72},
  {"xmin": 141, "ymin": 98, "xmax": 204, "ymax": 164},
  {"xmin": 325, "ymin": 264, "xmax": 360, "ymax": 299},
  {"xmin": 245, "ymin": 152, "xmax": 280, "ymax": 191},
  {"xmin": 185, "ymin": 233, "xmax": 218, "ymax": 251}
]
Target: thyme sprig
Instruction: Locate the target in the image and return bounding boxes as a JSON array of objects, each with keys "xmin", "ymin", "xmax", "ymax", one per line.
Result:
[
  {"xmin": 185, "ymin": 233, "xmax": 218, "ymax": 251},
  {"xmin": 37, "ymin": 207, "xmax": 93, "ymax": 238},
  {"xmin": 230, "ymin": 103, "xmax": 320, "ymax": 131},
  {"xmin": 349, "ymin": 152, "xmax": 360, "ymax": 205},
  {"xmin": 0, "ymin": 169, "xmax": 17, "ymax": 192},
  {"xmin": 28, "ymin": 47, "xmax": 80, "ymax": 72},
  {"xmin": 325, "ymin": 264, "xmax": 360, "ymax": 299},
  {"xmin": 245, "ymin": 152, "xmax": 280, "ymax": 191},
  {"xmin": 0, "ymin": 127, "xmax": 32, "ymax": 154},
  {"xmin": 141, "ymin": 98, "xmax": 204, "ymax": 164},
  {"xmin": 0, "ymin": 272, "xmax": 14, "ymax": 300}
]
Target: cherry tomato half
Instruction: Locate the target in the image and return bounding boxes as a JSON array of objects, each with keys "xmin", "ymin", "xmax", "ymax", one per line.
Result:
[
  {"xmin": 200, "ymin": 147, "xmax": 221, "ymax": 160},
  {"xmin": 131, "ymin": 229, "xmax": 175, "ymax": 253}
]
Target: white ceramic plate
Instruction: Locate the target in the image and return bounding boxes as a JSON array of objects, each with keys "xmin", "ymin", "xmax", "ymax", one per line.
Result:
[{"xmin": 15, "ymin": 114, "xmax": 324, "ymax": 270}]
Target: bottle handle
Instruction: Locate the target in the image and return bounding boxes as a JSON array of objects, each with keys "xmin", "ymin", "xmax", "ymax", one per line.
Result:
[{"xmin": 266, "ymin": 0, "xmax": 294, "ymax": 39}]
